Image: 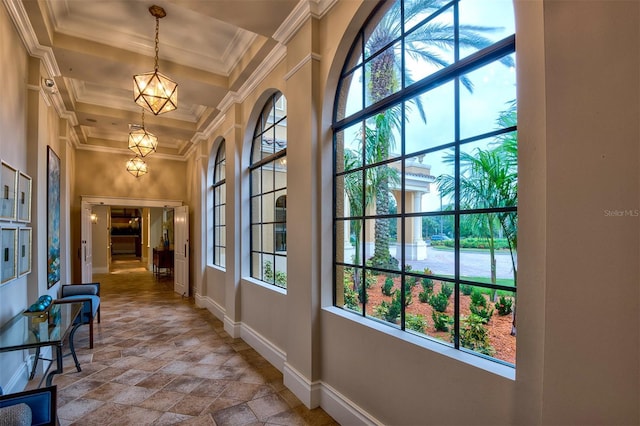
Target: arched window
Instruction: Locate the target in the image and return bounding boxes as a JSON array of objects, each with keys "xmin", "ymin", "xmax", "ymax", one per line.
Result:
[
  {"xmin": 250, "ymin": 93, "xmax": 288, "ymax": 288},
  {"xmin": 212, "ymin": 140, "xmax": 226, "ymax": 267},
  {"xmin": 333, "ymin": 0, "xmax": 517, "ymax": 365}
]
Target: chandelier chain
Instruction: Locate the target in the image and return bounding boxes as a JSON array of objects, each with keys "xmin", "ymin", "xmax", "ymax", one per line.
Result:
[{"xmin": 154, "ymin": 17, "xmax": 160, "ymax": 72}]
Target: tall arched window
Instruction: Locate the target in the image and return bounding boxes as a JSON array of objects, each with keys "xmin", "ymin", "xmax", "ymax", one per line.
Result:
[
  {"xmin": 250, "ymin": 93, "xmax": 288, "ymax": 288},
  {"xmin": 212, "ymin": 140, "xmax": 226, "ymax": 267},
  {"xmin": 333, "ymin": 0, "xmax": 517, "ymax": 365}
]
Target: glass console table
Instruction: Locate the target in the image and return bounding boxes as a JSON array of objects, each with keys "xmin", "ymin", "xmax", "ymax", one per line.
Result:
[{"xmin": 0, "ymin": 302, "xmax": 82, "ymax": 387}]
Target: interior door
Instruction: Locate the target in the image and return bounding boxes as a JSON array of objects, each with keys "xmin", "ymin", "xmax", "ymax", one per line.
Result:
[
  {"xmin": 174, "ymin": 205, "xmax": 189, "ymax": 296},
  {"xmin": 81, "ymin": 205, "xmax": 93, "ymax": 282}
]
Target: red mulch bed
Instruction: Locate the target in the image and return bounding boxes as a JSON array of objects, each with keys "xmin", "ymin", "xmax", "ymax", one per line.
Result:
[{"xmin": 364, "ymin": 276, "xmax": 516, "ymax": 365}]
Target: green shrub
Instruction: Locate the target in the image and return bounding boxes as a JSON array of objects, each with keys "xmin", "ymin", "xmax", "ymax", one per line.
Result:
[
  {"xmin": 421, "ymin": 277, "xmax": 434, "ymax": 294},
  {"xmin": 386, "ymin": 291, "xmax": 402, "ymax": 323},
  {"xmin": 470, "ymin": 289, "xmax": 487, "ymax": 307},
  {"xmin": 461, "ymin": 284, "xmax": 473, "ymax": 295},
  {"xmin": 433, "ymin": 238, "xmax": 511, "ymax": 250},
  {"xmin": 382, "ymin": 277, "xmax": 394, "ymax": 296},
  {"xmin": 374, "ymin": 290, "xmax": 403, "ymax": 323},
  {"xmin": 432, "ymin": 312, "xmax": 450, "ymax": 332},
  {"xmin": 405, "ymin": 275, "xmax": 417, "ymax": 289},
  {"xmin": 374, "ymin": 301, "xmax": 389, "ymax": 319},
  {"xmin": 358, "ymin": 284, "xmax": 367, "ymax": 305},
  {"xmin": 495, "ymin": 295, "xmax": 513, "ymax": 315},
  {"xmin": 403, "ymin": 284, "xmax": 413, "ymax": 307},
  {"xmin": 440, "ymin": 283, "xmax": 453, "ymax": 299},
  {"xmin": 418, "ymin": 290, "xmax": 430, "ymax": 303},
  {"xmin": 406, "ymin": 314, "xmax": 427, "ymax": 333},
  {"xmin": 470, "ymin": 304, "xmax": 494, "ymax": 323},
  {"xmin": 364, "ymin": 272, "xmax": 376, "ymax": 289},
  {"xmin": 458, "ymin": 314, "xmax": 495, "ymax": 356},
  {"xmin": 343, "ymin": 284, "xmax": 359, "ymax": 311},
  {"xmin": 428, "ymin": 292, "xmax": 449, "ymax": 313},
  {"xmin": 263, "ymin": 260, "xmax": 287, "ymax": 287}
]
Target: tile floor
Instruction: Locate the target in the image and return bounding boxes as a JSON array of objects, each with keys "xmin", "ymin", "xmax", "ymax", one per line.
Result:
[{"xmin": 30, "ymin": 258, "xmax": 338, "ymax": 426}]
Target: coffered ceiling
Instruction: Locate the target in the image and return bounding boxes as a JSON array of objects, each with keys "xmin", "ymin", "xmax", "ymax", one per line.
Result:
[{"xmin": 5, "ymin": 0, "xmax": 334, "ymax": 159}]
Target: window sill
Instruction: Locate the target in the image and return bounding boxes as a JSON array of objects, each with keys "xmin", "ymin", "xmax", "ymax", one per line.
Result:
[
  {"xmin": 322, "ymin": 306, "xmax": 515, "ymax": 380},
  {"xmin": 242, "ymin": 276, "xmax": 287, "ymax": 295},
  {"xmin": 206, "ymin": 264, "xmax": 225, "ymax": 273}
]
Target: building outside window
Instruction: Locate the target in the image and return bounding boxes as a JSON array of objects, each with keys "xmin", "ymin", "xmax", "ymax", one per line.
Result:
[
  {"xmin": 213, "ymin": 141, "xmax": 226, "ymax": 267},
  {"xmin": 250, "ymin": 93, "xmax": 288, "ymax": 288},
  {"xmin": 333, "ymin": 0, "xmax": 517, "ymax": 365}
]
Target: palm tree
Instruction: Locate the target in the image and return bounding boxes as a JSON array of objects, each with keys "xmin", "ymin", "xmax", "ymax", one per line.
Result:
[
  {"xmin": 361, "ymin": 0, "xmax": 508, "ymax": 270},
  {"xmin": 437, "ymin": 146, "xmax": 515, "ymax": 287},
  {"xmin": 492, "ymin": 103, "xmax": 518, "ymax": 284},
  {"xmin": 436, "ymin": 102, "xmax": 518, "ymax": 335}
]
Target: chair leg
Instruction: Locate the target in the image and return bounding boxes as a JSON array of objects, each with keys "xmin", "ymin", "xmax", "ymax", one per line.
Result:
[
  {"xmin": 97, "ymin": 306, "xmax": 101, "ymax": 323},
  {"xmin": 89, "ymin": 317, "xmax": 94, "ymax": 349}
]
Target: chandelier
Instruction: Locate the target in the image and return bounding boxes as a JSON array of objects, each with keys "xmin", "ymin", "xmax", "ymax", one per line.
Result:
[
  {"xmin": 126, "ymin": 156, "xmax": 148, "ymax": 178},
  {"xmin": 128, "ymin": 108, "xmax": 158, "ymax": 157},
  {"xmin": 133, "ymin": 5, "xmax": 177, "ymax": 115}
]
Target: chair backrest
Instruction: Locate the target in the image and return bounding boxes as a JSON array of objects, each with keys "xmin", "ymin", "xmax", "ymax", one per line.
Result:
[
  {"xmin": 60, "ymin": 283, "xmax": 100, "ymax": 297},
  {"xmin": 0, "ymin": 385, "xmax": 57, "ymax": 426}
]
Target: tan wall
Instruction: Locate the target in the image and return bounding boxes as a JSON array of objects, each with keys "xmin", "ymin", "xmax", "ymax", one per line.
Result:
[
  {"xmin": 71, "ymin": 150, "xmax": 187, "ymax": 280},
  {"xmin": 0, "ymin": 1, "xmax": 30, "ymax": 391},
  {"xmin": 74, "ymin": 150, "xmax": 187, "ymax": 200}
]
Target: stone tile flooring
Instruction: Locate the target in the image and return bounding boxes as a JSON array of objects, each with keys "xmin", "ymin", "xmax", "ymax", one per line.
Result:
[{"xmin": 30, "ymin": 258, "xmax": 338, "ymax": 425}]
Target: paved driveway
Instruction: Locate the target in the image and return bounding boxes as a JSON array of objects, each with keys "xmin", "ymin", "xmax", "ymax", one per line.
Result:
[{"xmin": 408, "ymin": 246, "xmax": 516, "ymax": 281}]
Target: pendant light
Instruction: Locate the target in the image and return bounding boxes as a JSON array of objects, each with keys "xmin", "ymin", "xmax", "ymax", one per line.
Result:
[
  {"xmin": 133, "ymin": 5, "xmax": 178, "ymax": 115},
  {"xmin": 126, "ymin": 156, "xmax": 148, "ymax": 178},
  {"xmin": 128, "ymin": 108, "xmax": 158, "ymax": 157}
]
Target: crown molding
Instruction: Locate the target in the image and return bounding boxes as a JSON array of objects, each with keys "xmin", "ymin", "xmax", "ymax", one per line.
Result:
[
  {"xmin": 75, "ymin": 143, "xmax": 185, "ymax": 161},
  {"xmin": 273, "ymin": 0, "xmax": 338, "ymax": 45},
  {"xmin": 3, "ymin": 0, "xmax": 61, "ymax": 78}
]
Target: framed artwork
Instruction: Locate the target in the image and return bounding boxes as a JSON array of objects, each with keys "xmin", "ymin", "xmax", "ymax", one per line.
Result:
[
  {"xmin": 1, "ymin": 227, "xmax": 17, "ymax": 284},
  {"xmin": 47, "ymin": 147, "xmax": 60, "ymax": 288},
  {"xmin": 0, "ymin": 162, "xmax": 17, "ymax": 220},
  {"xmin": 18, "ymin": 227, "xmax": 32, "ymax": 276},
  {"xmin": 17, "ymin": 172, "xmax": 32, "ymax": 222}
]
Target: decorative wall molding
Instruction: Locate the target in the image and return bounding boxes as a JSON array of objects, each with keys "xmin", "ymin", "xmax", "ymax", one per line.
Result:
[{"xmin": 284, "ymin": 53, "xmax": 323, "ymax": 81}]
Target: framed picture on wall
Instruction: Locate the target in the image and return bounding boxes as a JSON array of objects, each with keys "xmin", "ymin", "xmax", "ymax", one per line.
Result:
[
  {"xmin": 17, "ymin": 172, "xmax": 32, "ymax": 223},
  {"xmin": 0, "ymin": 227, "xmax": 17, "ymax": 284},
  {"xmin": 18, "ymin": 227, "xmax": 31, "ymax": 276},
  {"xmin": 0, "ymin": 162, "xmax": 17, "ymax": 221},
  {"xmin": 47, "ymin": 147, "xmax": 61, "ymax": 288}
]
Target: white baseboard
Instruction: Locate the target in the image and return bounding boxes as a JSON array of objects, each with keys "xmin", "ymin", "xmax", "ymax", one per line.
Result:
[
  {"xmin": 319, "ymin": 382, "xmax": 382, "ymax": 426},
  {"xmin": 3, "ymin": 349, "xmax": 52, "ymax": 395},
  {"xmin": 224, "ymin": 316, "xmax": 241, "ymax": 338},
  {"xmin": 196, "ymin": 294, "xmax": 225, "ymax": 321},
  {"xmin": 240, "ymin": 323, "xmax": 286, "ymax": 372},
  {"xmin": 281, "ymin": 361, "xmax": 381, "ymax": 425},
  {"xmin": 189, "ymin": 308, "xmax": 380, "ymax": 426},
  {"xmin": 4, "ymin": 361, "xmax": 28, "ymax": 395},
  {"xmin": 283, "ymin": 362, "xmax": 321, "ymax": 408}
]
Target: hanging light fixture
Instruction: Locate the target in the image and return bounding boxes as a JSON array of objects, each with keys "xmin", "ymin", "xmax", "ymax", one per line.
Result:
[
  {"xmin": 133, "ymin": 5, "xmax": 177, "ymax": 115},
  {"xmin": 128, "ymin": 108, "xmax": 158, "ymax": 157},
  {"xmin": 126, "ymin": 156, "xmax": 148, "ymax": 178}
]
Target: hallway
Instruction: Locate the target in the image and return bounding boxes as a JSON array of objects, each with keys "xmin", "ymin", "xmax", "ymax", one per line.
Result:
[{"xmin": 36, "ymin": 259, "xmax": 337, "ymax": 425}]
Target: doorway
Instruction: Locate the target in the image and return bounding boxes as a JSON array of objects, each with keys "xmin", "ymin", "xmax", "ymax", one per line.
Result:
[{"xmin": 81, "ymin": 196, "xmax": 186, "ymax": 292}]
